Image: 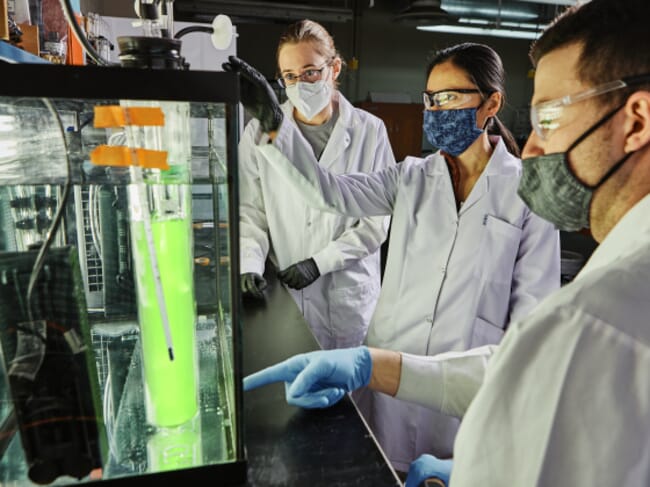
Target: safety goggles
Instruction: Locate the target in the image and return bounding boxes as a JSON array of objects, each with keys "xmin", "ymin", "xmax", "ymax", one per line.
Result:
[
  {"xmin": 530, "ymin": 73, "xmax": 650, "ymax": 140},
  {"xmin": 422, "ymin": 88, "xmax": 481, "ymax": 110},
  {"xmin": 277, "ymin": 62, "xmax": 330, "ymax": 88}
]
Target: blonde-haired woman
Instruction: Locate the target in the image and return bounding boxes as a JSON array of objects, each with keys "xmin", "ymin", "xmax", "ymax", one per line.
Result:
[{"xmin": 234, "ymin": 19, "xmax": 395, "ymax": 349}]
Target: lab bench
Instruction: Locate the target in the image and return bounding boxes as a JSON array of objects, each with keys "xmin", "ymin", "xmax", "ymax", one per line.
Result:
[{"xmin": 241, "ymin": 271, "xmax": 401, "ymax": 486}]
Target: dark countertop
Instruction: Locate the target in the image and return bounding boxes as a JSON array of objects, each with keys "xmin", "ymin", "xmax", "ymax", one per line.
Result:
[{"xmin": 242, "ymin": 274, "xmax": 401, "ymax": 487}]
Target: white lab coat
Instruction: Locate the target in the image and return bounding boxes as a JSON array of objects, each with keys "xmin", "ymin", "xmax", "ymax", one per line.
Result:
[
  {"xmin": 239, "ymin": 92, "xmax": 394, "ymax": 349},
  {"xmin": 397, "ymin": 193, "xmax": 650, "ymax": 486},
  {"xmin": 257, "ymin": 136, "xmax": 560, "ymax": 470}
]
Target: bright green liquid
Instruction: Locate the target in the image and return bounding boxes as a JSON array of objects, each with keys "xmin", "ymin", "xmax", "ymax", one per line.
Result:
[
  {"xmin": 147, "ymin": 424, "xmax": 202, "ymax": 472},
  {"xmin": 131, "ymin": 217, "xmax": 198, "ymax": 427}
]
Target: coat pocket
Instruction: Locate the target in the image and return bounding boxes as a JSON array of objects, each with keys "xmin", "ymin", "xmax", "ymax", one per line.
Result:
[
  {"xmin": 474, "ymin": 214, "xmax": 522, "ymax": 284},
  {"xmin": 329, "ymin": 280, "xmax": 380, "ymax": 347}
]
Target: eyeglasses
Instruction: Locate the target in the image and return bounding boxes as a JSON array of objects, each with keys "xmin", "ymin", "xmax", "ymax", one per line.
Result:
[
  {"xmin": 277, "ymin": 63, "xmax": 330, "ymax": 88},
  {"xmin": 530, "ymin": 73, "xmax": 650, "ymax": 140},
  {"xmin": 422, "ymin": 88, "xmax": 481, "ymax": 110}
]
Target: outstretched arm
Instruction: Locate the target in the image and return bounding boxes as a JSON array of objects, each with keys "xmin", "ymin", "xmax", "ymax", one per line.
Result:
[
  {"xmin": 244, "ymin": 345, "xmax": 497, "ymax": 417},
  {"xmin": 258, "ymin": 136, "xmax": 399, "ymax": 218},
  {"xmin": 244, "ymin": 347, "xmax": 402, "ymax": 407}
]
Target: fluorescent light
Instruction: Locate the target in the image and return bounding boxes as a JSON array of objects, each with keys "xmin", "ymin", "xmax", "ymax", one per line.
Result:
[
  {"xmin": 456, "ymin": 17, "xmax": 546, "ymax": 29},
  {"xmin": 517, "ymin": 0, "xmax": 587, "ymax": 4},
  {"xmin": 417, "ymin": 24, "xmax": 543, "ymax": 40},
  {"xmin": 457, "ymin": 18, "xmax": 490, "ymax": 25},
  {"xmin": 500, "ymin": 21, "xmax": 546, "ymax": 29},
  {"xmin": 444, "ymin": 5, "xmax": 538, "ymax": 21}
]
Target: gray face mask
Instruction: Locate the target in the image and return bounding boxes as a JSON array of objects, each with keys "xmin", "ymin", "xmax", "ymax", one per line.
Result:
[{"xmin": 518, "ymin": 104, "xmax": 632, "ymax": 232}]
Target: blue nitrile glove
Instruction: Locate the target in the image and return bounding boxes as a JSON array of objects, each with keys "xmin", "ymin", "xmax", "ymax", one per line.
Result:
[
  {"xmin": 221, "ymin": 55, "xmax": 283, "ymax": 133},
  {"xmin": 405, "ymin": 454, "xmax": 453, "ymax": 487},
  {"xmin": 243, "ymin": 346, "xmax": 372, "ymax": 409},
  {"xmin": 277, "ymin": 258, "xmax": 320, "ymax": 290}
]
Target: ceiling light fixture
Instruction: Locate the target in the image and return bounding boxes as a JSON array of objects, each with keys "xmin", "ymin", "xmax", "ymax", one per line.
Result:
[
  {"xmin": 395, "ymin": 0, "xmax": 458, "ymax": 26},
  {"xmin": 443, "ymin": 5, "xmax": 538, "ymax": 22},
  {"xmin": 417, "ymin": 15, "xmax": 547, "ymax": 40},
  {"xmin": 417, "ymin": 23, "xmax": 544, "ymax": 40}
]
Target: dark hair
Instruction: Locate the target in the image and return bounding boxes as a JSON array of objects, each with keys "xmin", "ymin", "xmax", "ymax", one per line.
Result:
[
  {"xmin": 426, "ymin": 42, "xmax": 520, "ymax": 157},
  {"xmin": 530, "ymin": 0, "xmax": 650, "ymax": 107}
]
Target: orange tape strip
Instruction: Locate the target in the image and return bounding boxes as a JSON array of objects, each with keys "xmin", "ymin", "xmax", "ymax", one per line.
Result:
[
  {"xmin": 94, "ymin": 106, "xmax": 165, "ymax": 128},
  {"xmin": 90, "ymin": 145, "xmax": 169, "ymax": 170}
]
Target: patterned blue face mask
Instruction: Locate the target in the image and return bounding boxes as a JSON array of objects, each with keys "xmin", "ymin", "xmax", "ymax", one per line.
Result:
[{"xmin": 423, "ymin": 108, "xmax": 484, "ymax": 156}]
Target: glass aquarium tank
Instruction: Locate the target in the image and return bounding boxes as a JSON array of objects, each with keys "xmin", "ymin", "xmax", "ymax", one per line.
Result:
[{"xmin": 0, "ymin": 63, "xmax": 245, "ymax": 485}]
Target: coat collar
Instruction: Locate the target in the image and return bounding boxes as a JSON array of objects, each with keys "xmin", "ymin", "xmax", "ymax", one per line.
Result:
[
  {"xmin": 423, "ymin": 137, "xmax": 521, "ymax": 214},
  {"xmin": 576, "ymin": 193, "xmax": 650, "ymax": 281}
]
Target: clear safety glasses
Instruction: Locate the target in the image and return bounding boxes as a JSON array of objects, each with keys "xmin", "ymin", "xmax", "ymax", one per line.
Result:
[
  {"xmin": 530, "ymin": 73, "xmax": 650, "ymax": 140},
  {"xmin": 422, "ymin": 88, "xmax": 481, "ymax": 110},
  {"xmin": 277, "ymin": 62, "xmax": 330, "ymax": 88}
]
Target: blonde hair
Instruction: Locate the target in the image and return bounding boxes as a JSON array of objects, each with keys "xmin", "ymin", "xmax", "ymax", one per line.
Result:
[{"xmin": 276, "ymin": 19, "xmax": 345, "ymax": 71}]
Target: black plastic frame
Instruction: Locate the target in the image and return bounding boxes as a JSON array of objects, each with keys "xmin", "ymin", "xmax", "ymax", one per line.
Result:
[{"xmin": 0, "ymin": 63, "xmax": 239, "ymax": 102}]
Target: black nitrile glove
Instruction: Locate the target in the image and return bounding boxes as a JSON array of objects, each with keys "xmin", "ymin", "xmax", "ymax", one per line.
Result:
[
  {"xmin": 222, "ymin": 55, "xmax": 283, "ymax": 133},
  {"xmin": 241, "ymin": 272, "xmax": 268, "ymax": 299},
  {"xmin": 278, "ymin": 258, "xmax": 321, "ymax": 290}
]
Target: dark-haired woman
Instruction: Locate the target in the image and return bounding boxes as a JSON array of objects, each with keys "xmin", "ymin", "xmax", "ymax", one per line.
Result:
[{"xmin": 226, "ymin": 41, "xmax": 560, "ymax": 472}]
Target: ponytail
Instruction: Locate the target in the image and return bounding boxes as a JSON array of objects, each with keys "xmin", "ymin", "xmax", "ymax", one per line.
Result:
[{"xmin": 488, "ymin": 115, "xmax": 521, "ymax": 157}]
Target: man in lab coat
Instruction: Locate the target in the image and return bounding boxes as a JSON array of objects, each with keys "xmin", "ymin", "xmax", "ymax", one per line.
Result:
[{"xmin": 242, "ymin": 1, "xmax": 650, "ymax": 485}]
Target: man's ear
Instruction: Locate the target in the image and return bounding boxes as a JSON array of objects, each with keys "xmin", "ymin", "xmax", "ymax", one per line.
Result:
[{"xmin": 623, "ymin": 91, "xmax": 650, "ymax": 153}]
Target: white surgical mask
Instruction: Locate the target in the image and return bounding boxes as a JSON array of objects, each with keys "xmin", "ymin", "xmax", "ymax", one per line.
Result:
[{"xmin": 285, "ymin": 79, "xmax": 332, "ymax": 121}]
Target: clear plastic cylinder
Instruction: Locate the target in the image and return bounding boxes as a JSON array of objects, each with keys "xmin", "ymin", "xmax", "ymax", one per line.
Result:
[{"xmin": 124, "ymin": 100, "xmax": 198, "ymax": 428}]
